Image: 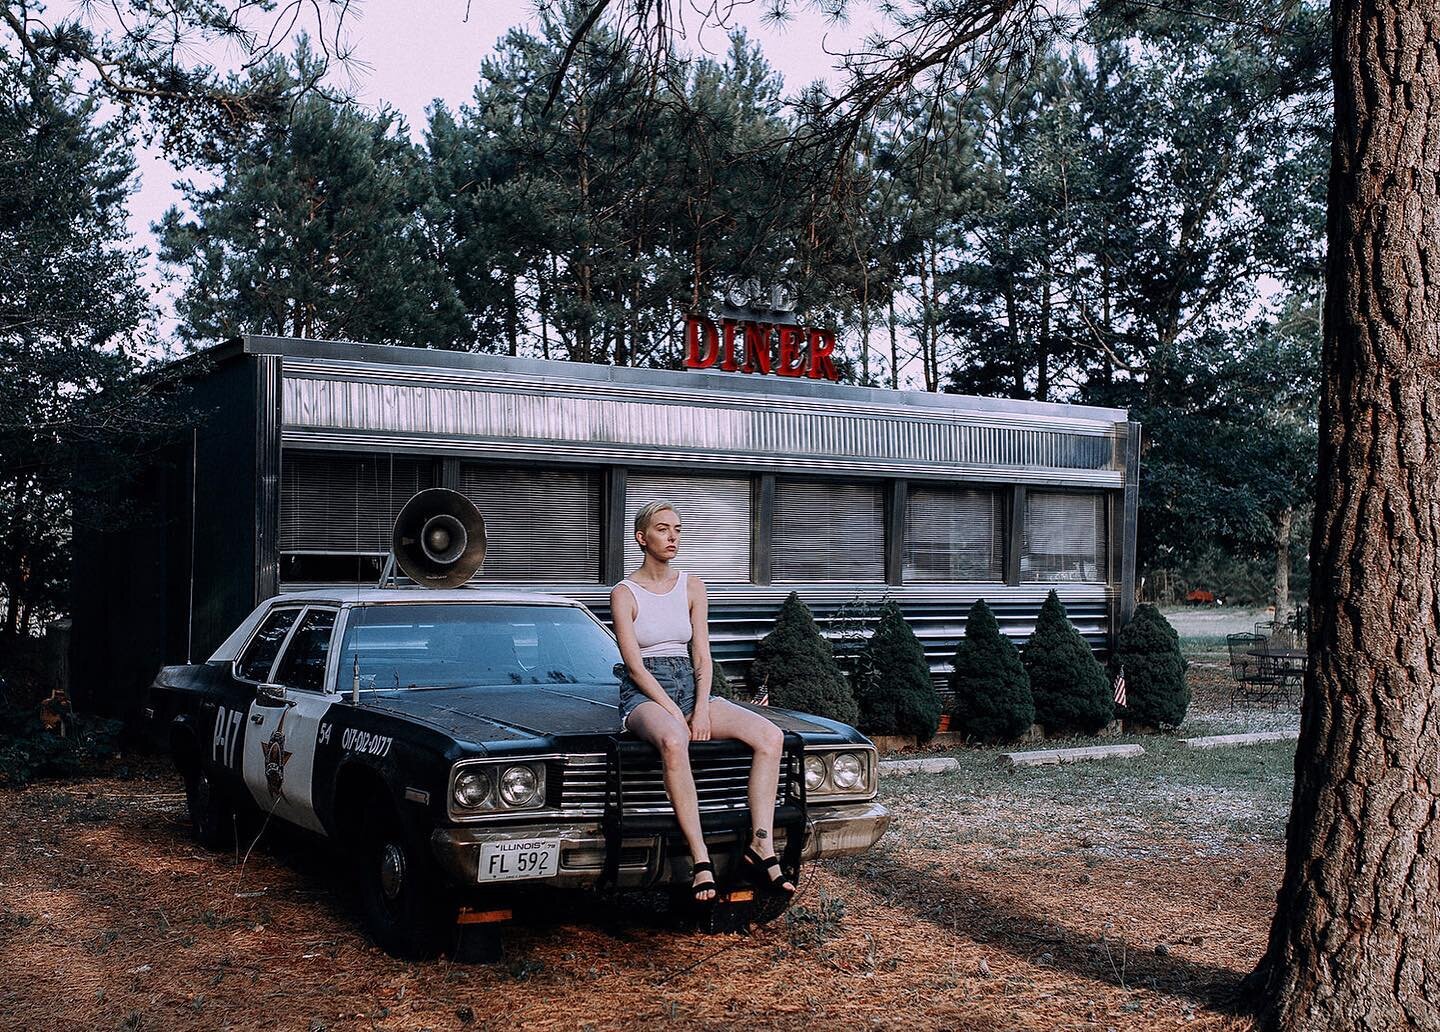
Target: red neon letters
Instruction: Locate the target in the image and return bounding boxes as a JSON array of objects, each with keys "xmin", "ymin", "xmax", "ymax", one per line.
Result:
[{"xmin": 685, "ymin": 316, "xmax": 839, "ymax": 382}]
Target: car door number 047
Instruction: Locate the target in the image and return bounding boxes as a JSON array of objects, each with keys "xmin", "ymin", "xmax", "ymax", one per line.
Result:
[{"xmin": 478, "ymin": 839, "xmax": 560, "ymax": 882}]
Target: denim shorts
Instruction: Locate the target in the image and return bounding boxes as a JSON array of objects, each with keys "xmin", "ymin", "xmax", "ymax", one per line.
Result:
[{"xmin": 615, "ymin": 655, "xmax": 696, "ymax": 731}]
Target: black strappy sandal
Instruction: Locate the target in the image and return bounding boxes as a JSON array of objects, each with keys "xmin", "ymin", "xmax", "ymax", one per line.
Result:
[
  {"xmin": 690, "ymin": 860, "xmax": 718, "ymax": 903},
  {"xmin": 741, "ymin": 847, "xmax": 796, "ymax": 896}
]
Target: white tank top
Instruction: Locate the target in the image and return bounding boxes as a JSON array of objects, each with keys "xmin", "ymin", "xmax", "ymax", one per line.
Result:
[{"xmin": 617, "ymin": 571, "xmax": 692, "ymax": 658}]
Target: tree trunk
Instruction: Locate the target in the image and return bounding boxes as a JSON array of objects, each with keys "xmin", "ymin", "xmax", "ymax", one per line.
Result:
[
  {"xmin": 1250, "ymin": 1, "xmax": 1440, "ymax": 1028},
  {"xmin": 1273, "ymin": 506, "xmax": 1292, "ymax": 614},
  {"xmin": 888, "ymin": 292, "xmax": 899, "ymax": 390}
]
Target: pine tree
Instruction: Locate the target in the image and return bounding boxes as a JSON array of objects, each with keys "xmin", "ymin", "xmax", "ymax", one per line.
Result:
[
  {"xmin": 1023, "ymin": 590, "xmax": 1114, "ymax": 735},
  {"xmin": 748, "ymin": 593, "xmax": 858, "ymax": 725},
  {"xmin": 949, "ymin": 599, "xmax": 1035, "ymax": 742},
  {"xmin": 709, "ymin": 659, "xmax": 737, "ymax": 701},
  {"xmin": 158, "ymin": 41, "xmax": 468, "ymax": 348},
  {"xmin": 855, "ymin": 601, "xmax": 942, "ymax": 740},
  {"xmin": 0, "ymin": 57, "xmax": 163, "ymax": 642},
  {"xmin": 1114, "ymin": 604, "xmax": 1189, "ymax": 729}
]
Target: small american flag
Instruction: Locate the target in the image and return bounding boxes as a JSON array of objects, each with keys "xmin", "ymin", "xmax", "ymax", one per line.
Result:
[
  {"xmin": 1113, "ymin": 667, "xmax": 1127, "ymax": 708},
  {"xmin": 753, "ymin": 678, "xmax": 770, "ymax": 707}
]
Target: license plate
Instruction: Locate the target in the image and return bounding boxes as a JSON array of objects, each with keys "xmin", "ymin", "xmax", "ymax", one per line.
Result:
[{"xmin": 477, "ymin": 838, "xmax": 560, "ymax": 882}]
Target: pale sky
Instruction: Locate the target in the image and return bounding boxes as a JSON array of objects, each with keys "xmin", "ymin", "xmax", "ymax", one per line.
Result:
[{"xmin": 127, "ymin": 0, "xmax": 880, "ymax": 298}]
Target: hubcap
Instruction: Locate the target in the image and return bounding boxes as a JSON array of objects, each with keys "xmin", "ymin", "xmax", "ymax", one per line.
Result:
[{"xmin": 379, "ymin": 841, "xmax": 406, "ymax": 901}]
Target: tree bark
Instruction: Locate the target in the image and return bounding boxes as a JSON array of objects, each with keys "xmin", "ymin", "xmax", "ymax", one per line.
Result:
[{"xmin": 1251, "ymin": 0, "xmax": 1440, "ymax": 1028}]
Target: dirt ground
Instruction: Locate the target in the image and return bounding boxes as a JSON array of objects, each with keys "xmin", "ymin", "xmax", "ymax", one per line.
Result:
[
  {"xmin": 0, "ymin": 747, "xmax": 1285, "ymax": 1032},
  {"xmin": 3, "ymin": 624, "xmax": 1292, "ymax": 1031}
]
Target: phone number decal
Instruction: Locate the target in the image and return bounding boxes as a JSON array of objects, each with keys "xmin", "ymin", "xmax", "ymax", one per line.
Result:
[{"xmin": 341, "ymin": 728, "xmax": 393, "ymax": 758}]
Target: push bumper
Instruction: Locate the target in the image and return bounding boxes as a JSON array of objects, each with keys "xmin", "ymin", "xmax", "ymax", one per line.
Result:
[{"xmin": 429, "ymin": 800, "xmax": 889, "ymax": 891}]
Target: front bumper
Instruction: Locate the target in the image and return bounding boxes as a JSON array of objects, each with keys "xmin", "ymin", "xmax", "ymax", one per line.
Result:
[{"xmin": 429, "ymin": 800, "xmax": 890, "ymax": 891}]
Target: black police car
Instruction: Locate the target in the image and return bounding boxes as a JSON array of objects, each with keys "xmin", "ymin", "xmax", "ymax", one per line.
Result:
[{"xmin": 148, "ymin": 585, "xmax": 889, "ymax": 959}]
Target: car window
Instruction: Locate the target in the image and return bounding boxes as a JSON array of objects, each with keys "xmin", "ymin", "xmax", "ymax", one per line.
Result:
[
  {"xmin": 236, "ymin": 608, "xmax": 302, "ymax": 682},
  {"xmin": 336, "ymin": 604, "xmax": 621, "ymax": 690},
  {"xmin": 271, "ymin": 609, "xmax": 338, "ymax": 693}
]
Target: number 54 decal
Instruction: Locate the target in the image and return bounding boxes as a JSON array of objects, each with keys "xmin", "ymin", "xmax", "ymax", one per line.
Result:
[{"xmin": 212, "ymin": 706, "xmax": 243, "ymax": 769}]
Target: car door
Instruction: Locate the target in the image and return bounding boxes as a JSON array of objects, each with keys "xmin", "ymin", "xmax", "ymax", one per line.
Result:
[
  {"xmin": 207, "ymin": 604, "xmax": 305, "ymax": 789},
  {"xmin": 241, "ymin": 605, "xmax": 338, "ymax": 835}
]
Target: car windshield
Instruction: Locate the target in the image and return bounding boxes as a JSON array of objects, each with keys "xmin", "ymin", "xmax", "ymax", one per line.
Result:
[{"xmin": 335, "ymin": 603, "xmax": 621, "ymax": 691}]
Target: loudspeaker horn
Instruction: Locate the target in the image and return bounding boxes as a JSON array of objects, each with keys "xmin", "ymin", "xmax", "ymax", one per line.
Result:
[{"xmin": 390, "ymin": 488, "xmax": 486, "ymax": 588}]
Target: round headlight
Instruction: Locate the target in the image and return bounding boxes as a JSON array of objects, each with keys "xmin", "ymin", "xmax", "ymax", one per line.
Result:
[
  {"xmin": 453, "ymin": 769, "xmax": 489, "ymax": 808},
  {"xmin": 831, "ymin": 752, "xmax": 864, "ymax": 791},
  {"xmin": 499, "ymin": 765, "xmax": 539, "ymax": 806},
  {"xmin": 803, "ymin": 754, "xmax": 826, "ymax": 792}
]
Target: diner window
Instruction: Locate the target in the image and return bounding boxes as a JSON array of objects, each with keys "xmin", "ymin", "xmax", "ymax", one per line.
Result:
[
  {"xmin": 1022, "ymin": 491, "xmax": 1108, "ymax": 582},
  {"xmin": 904, "ymin": 487, "xmax": 1006, "ymax": 582},
  {"xmin": 280, "ymin": 450, "xmax": 435, "ymax": 558},
  {"xmin": 625, "ymin": 473, "xmax": 753, "ymax": 582},
  {"xmin": 772, "ymin": 479, "xmax": 885, "ymax": 582},
  {"xmin": 459, "ymin": 465, "xmax": 601, "ymax": 582}
]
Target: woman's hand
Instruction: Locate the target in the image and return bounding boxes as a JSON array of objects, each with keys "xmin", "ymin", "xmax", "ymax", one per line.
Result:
[{"xmin": 689, "ymin": 700, "xmax": 712, "ymax": 741}]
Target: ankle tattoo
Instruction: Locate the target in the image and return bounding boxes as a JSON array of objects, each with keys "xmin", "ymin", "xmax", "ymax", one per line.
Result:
[{"xmin": 754, "ymin": 829, "xmax": 768, "ymax": 840}]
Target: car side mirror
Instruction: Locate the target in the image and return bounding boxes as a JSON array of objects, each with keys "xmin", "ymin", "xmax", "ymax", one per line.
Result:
[{"xmin": 256, "ymin": 682, "xmax": 288, "ymax": 707}]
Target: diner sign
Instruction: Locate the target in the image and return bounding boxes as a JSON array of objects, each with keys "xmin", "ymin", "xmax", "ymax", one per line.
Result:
[{"xmin": 684, "ymin": 315, "xmax": 840, "ymax": 382}]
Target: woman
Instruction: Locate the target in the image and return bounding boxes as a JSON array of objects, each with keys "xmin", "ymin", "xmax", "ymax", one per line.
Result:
[{"xmin": 610, "ymin": 500, "xmax": 796, "ymax": 904}]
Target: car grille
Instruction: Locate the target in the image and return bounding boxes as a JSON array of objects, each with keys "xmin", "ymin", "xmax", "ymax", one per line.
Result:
[{"xmin": 558, "ymin": 751, "xmax": 790, "ymax": 816}]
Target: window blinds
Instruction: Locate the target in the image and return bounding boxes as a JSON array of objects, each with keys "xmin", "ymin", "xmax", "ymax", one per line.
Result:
[
  {"xmin": 280, "ymin": 451, "xmax": 435, "ymax": 555},
  {"xmin": 1022, "ymin": 491, "xmax": 1107, "ymax": 582},
  {"xmin": 904, "ymin": 487, "xmax": 1006, "ymax": 582},
  {"xmin": 624, "ymin": 473, "xmax": 753, "ymax": 582},
  {"xmin": 459, "ymin": 465, "xmax": 601, "ymax": 582},
  {"xmin": 772, "ymin": 479, "xmax": 885, "ymax": 582}
]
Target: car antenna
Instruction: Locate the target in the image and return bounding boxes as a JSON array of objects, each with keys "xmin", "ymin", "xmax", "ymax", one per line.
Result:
[{"xmin": 351, "ymin": 651, "xmax": 361, "ymax": 704}]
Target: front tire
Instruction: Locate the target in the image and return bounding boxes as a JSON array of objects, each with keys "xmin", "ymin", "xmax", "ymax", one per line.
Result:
[{"xmin": 354, "ymin": 807, "xmax": 455, "ymax": 959}]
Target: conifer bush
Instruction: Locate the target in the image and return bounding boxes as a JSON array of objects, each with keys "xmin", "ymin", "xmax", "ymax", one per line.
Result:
[
  {"xmin": 855, "ymin": 602, "xmax": 943, "ymax": 741},
  {"xmin": 949, "ymin": 599, "xmax": 1035, "ymax": 742},
  {"xmin": 749, "ymin": 592, "xmax": 859, "ymax": 725},
  {"xmin": 708, "ymin": 659, "xmax": 737, "ymax": 701},
  {"xmin": 1024, "ymin": 590, "xmax": 1114, "ymax": 735},
  {"xmin": 1115, "ymin": 604, "xmax": 1190, "ymax": 729}
]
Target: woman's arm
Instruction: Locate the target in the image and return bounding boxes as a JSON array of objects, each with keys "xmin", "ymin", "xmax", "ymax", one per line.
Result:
[
  {"xmin": 610, "ymin": 583, "xmax": 688, "ymax": 722},
  {"xmin": 688, "ymin": 576, "xmax": 713, "ymax": 741}
]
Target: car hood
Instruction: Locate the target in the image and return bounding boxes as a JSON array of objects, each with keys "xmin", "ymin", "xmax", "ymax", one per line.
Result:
[{"xmin": 356, "ymin": 683, "xmax": 836, "ymax": 742}]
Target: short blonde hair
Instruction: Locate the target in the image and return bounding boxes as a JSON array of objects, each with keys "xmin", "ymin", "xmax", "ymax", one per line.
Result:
[{"xmin": 633, "ymin": 500, "xmax": 680, "ymax": 537}]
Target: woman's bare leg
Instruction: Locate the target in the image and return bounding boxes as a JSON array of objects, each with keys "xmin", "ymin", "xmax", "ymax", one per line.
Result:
[
  {"xmin": 706, "ymin": 699, "xmax": 791, "ymax": 887},
  {"xmin": 626, "ymin": 701, "xmax": 715, "ymax": 899}
]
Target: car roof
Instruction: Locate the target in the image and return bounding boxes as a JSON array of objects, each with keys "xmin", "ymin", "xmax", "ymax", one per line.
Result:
[
  {"xmin": 208, "ymin": 586, "xmax": 592, "ymax": 663},
  {"xmin": 272, "ymin": 587, "xmax": 588, "ymax": 607}
]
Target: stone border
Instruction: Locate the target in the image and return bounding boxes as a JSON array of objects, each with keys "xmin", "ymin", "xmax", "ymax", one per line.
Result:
[
  {"xmin": 1177, "ymin": 730, "xmax": 1300, "ymax": 750},
  {"xmin": 999, "ymin": 744, "xmax": 1145, "ymax": 767},
  {"xmin": 879, "ymin": 757, "xmax": 961, "ymax": 776}
]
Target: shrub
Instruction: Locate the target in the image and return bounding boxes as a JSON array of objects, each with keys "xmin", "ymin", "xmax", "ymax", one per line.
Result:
[
  {"xmin": 0, "ymin": 703, "xmax": 122, "ymax": 787},
  {"xmin": 949, "ymin": 600, "xmax": 1035, "ymax": 742},
  {"xmin": 855, "ymin": 602, "xmax": 942, "ymax": 740},
  {"xmin": 749, "ymin": 592, "xmax": 859, "ymax": 725},
  {"xmin": 1024, "ymin": 591, "xmax": 1115, "ymax": 735},
  {"xmin": 1115, "ymin": 604, "xmax": 1190, "ymax": 729},
  {"xmin": 708, "ymin": 659, "xmax": 737, "ymax": 701}
]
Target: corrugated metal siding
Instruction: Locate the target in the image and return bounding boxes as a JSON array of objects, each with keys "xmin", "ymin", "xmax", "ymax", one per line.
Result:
[
  {"xmin": 458, "ymin": 465, "xmax": 601, "ymax": 583},
  {"xmin": 772, "ymin": 480, "xmax": 885, "ymax": 583},
  {"xmin": 1022, "ymin": 491, "xmax": 1108, "ymax": 583},
  {"xmin": 564, "ymin": 584, "xmax": 1114, "ymax": 686},
  {"xmin": 280, "ymin": 451, "xmax": 435, "ymax": 554},
  {"xmin": 624, "ymin": 474, "xmax": 752, "ymax": 582},
  {"xmin": 903, "ymin": 486, "xmax": 1006, "ymax": 582},
  {"xmin": 282, "ymin": 368, "xmax": 1125, "ymax": 485}
]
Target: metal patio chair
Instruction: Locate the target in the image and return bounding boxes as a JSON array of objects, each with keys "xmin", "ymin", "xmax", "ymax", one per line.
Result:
[{"xmin": 1227, "ymin": 631, "xmax": 1283, "ymax": 707}]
